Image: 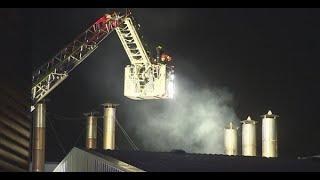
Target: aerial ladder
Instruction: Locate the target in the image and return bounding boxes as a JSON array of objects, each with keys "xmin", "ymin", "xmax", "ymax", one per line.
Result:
[
  {"xmin": 31, "ymin": 10, "xmax": 175, "ymax": 171},
  {"xmin": 31, "ymin": 10, "xmax": 174, "ymax": 111}
]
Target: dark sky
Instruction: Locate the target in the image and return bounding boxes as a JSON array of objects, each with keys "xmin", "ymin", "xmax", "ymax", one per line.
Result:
[{"xmin": 29, "ymin": 8, "xmax": 320, "ymax": 161}]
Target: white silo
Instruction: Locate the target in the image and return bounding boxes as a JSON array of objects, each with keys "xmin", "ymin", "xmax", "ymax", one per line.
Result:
[
  {"xmin": 102, "ymin": 103, "xmax": 119, "ymax": 150},
  {"xmin": 241, "ymin": 116, "xmax": 257, "ymax": 156},
  {"xmin": 261, "ymin": 110, "xmax": 279, "ymax": 158},
  {"xmin": 224, "ymin": 122, "xmax": 239, "ymax": 156}
]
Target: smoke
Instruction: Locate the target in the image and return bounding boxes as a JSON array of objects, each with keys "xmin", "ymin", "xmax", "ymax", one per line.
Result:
[
  {"xmin": 127, "ymin": 74, "xmax": 239, "ymax": 154},
  {"xmin": 82, "ymin": 8, "xmax": 241, "ymax": 154}
]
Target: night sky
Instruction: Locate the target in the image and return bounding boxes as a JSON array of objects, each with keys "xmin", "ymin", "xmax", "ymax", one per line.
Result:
[{"xmin": 29, "ymin": 8, "xmax": 320, "ymax": 162}]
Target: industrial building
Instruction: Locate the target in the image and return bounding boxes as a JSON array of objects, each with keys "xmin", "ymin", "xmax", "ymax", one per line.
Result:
[
  {"xmin": 2, "ymin": 8, "xmax": 320, "ymax": 172},
  {"xmin": 0, "ymin": 84, "xmax": 31, "ymax": 172},
  {"xmin": 0, "ymin": 8, "xmax": 31, "ymax": 172},
  {"xmin": 53, "ymin": 147, "xmax": 320, "ymax": 172},
  {"xmin": 50, "ymin": 107, "xmax": 320, "ymax": 172}
]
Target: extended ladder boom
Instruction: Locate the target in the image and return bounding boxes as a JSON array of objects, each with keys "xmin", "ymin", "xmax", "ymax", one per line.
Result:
[
  {"xmin": 31, "ymin": 10, "xmax": 174, "ymax": 111},
  {"xmin": 115, "ymin": 17, "xmax": 151, "ymax": 66},
  {"xmin": 31, "ymin": 12, "xmax": 127, "ymax": 110}
]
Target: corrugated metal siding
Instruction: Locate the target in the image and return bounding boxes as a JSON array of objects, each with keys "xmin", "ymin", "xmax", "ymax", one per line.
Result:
[
  {"xmin": 0, "ymin": 88, "xmax": 31, "ymax": 171},
  {"xmin": 0, "ymin": 87, "xmax": 31, "ymax": 172},
  {"xmin": 0, "ymin": 8, "xmax": 31, "ymax": 172},
  {"xmin": 54, "ymin": 148, "xmax": 123, "ymax": 172}
]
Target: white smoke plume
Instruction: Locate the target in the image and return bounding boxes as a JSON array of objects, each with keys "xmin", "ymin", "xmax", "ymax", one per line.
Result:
[{"xmin": 127, "ymin": 75, "xmax": 239, "ymax": 154}]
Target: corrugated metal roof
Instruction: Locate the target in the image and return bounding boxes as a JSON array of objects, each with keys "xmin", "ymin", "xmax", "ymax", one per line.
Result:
[
  {"xmin": 82, "ymin": 148, "xmax": 320, "ymax": 172},
  {"xmin": 54, "ymin": 147, "xmax": 144, "ymax": 172}
]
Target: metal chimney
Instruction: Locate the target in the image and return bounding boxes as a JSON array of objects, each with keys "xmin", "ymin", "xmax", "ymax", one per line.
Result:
[
  {"xmin": 32, "ymin": 102, "xmax": 46, "ymax": 172},
  {"xmin": 84, "ymin": 112, "xmax": 98, "ymax": 150},
  {"xmin": 224, "ymin": 122, "xmax": 238, "ymax": 156},
  {"xmin": 241, "ymin": 116, "xmax": 257, "ymax": 156},
  {"xmin": 102, "ymin": 103, "xmax": 118, "ymax": 150},
  {"xmin": 261, "ymin": 110, "xmax": 279, "ymax": 158}
]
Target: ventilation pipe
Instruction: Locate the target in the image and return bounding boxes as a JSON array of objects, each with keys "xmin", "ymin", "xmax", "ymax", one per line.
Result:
[
  {"xmin": 241, "ymin": 116, "xmax": 257, "ymax": 156},
  {"xmin": 224, "ymin": 122, "xmax": 238, "ymax": 156},
  {"xmin": 261, "ymin": 110, "xmax": 279, "ymax": 158},
  {"xmin": 84, "ymin": 112, "xmax": 98, "ymax": 150},
  {"xmin": 32, "ymin": 102, "xmax": 46, "ymax": 172},
  {"xmin": 102, "ymin": 103, "xmax": 118, "ymax": 150}
]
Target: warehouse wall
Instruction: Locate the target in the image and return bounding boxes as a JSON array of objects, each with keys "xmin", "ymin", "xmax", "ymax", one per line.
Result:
[
  {"xmin": 0, "ymin": 8, "xmax": 31, "ymax": 172},
  {"xmin": 0, "ymin": 86, "xmax": 31, "ymax": 172}
]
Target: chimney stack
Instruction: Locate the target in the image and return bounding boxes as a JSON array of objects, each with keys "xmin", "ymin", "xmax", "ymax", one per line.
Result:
[
  {"xmin": 261, "ymin": 110, "xmax": 279, "ymax": 158},
  {"xmin": 224, "ymin": 122, "xmax": 238, "ymax": 156},
  {"xmin": 241, "ymin": 116, "xmax": 257, "ymax": 156},
  {"xmin": 84, "ymin": 112, "xmax": 98, "ymax": 150},
  {"xmin": 32, "ymin": 102, "xmax": 46, "ymax": 172},
  {"xmin": 102, "ymin": 103, "xmax": 118, "ymax": 150}
]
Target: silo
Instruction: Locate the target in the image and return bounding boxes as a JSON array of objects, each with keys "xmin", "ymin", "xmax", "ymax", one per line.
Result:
[
  {"xmin": 102, "ymin": 103, "xmax": 118, "ymax": 150},
  {"xmin": 261, "ymin": 110, "xmax": 279, "ymax": 158},
  {"xmin": 241, "ymin": 116, "xmax": 257, "ymax": 156},
  {"xmin": 84, "ymin": 112, "xmax": 98, "ymax": 150},
  {"xmin": 224, "ymin": 122, "xmax": 238, "ymax": 156}
]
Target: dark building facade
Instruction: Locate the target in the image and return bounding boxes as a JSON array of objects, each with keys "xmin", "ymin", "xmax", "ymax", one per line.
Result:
[
  {"xmin": 0, "ymin": 85, "xmax": 31, "ymax": 171},
  {"xmin": 0, "ymin": 8, "xmax": 31, "ymax": 172}
]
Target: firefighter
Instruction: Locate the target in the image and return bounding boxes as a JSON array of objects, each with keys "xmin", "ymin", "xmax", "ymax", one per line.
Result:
[
  {"xmin": 161, "ymin": 53, "xmax": 172, "ymax": 63},
  {"xmin": 156, "ymin": 45, "xmax": 163, "ymax": 63},
  {"xmin": 155, "ymin": 45, "xmax": 173, "ymax": 64}
]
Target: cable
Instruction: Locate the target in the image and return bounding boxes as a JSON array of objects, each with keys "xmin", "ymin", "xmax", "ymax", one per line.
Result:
[
  {"xmin": 119, "ymin": 120, "xmax": 139, "ymax": 150},
  {"xmin": 47, "ymin": 112, "xmax": 138, "ymax": 151},
  {"xmin": 96, "ymin": 116, "xmax": 138, "ymax": 150},
  {"xmin": 96, "ymin": 127, "xmax": 103, "ymax": 149},
  {"xmin": 70, "ymin": 125, "xmax": 86, "ymax": 149},
  {"xmin": 48, "ymin": 112, "xmax": 85, "ymax": 121},
  {"xmin": 46, "ymin": 115, "xmax": 67, "ymax": 155},
  {"xmin": 115, "ymin": 119, "xmax": 139, "ymax": 151}
]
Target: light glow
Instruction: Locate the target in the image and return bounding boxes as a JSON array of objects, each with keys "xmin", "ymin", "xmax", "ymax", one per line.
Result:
[{"xmin": 168, "ymin": 74, "xmax": 175, "ymax": 99}]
